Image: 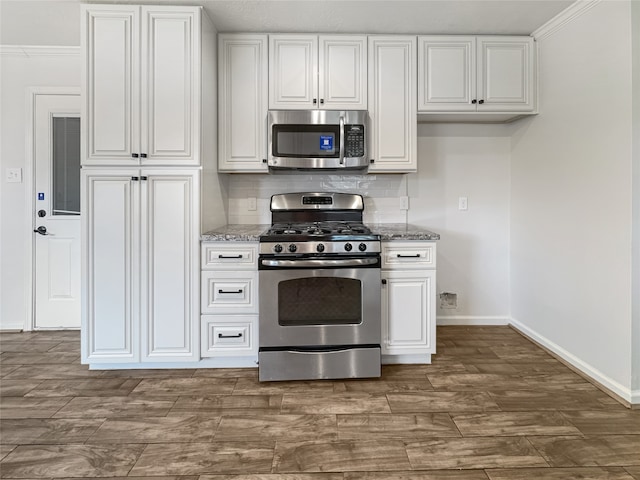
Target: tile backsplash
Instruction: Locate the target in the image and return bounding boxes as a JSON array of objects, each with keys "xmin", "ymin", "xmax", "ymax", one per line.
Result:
[{"xmin": 227, "ymin": 173, "xmax": 408, "ymax": 224}]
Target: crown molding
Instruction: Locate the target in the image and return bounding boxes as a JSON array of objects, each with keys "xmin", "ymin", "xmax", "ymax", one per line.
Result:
[
  {"xmin": 532, "ymin": 0, "xmax": 601, "ymax": 41},
  {"xmin": 0, "ymin": 45, "xmax": 80, "ymax": 57}
]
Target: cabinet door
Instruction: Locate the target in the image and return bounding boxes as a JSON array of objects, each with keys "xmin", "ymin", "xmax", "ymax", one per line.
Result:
[
  {"xmin": 381, "ymin": 270, "xmax": 436, "ymax": 356},
  {"xmin": 140, "ymin": 170, "xmax": 199, "ymax": 362},
  {"xmin": 319, "ymin": 35, "xmax": 367, "ymax": 110},
  {"xmin": 218, "ymin": 34, "xmax": 268, "ymax": 172},
  {"xmin": 368, "ymin": 36, "xmax": 417, "ymax": 172},
  {"xmin": 81, "ymin": 169, "xmax": 139, "ymax": 363},
  {"xmin": 81, "ymin": 5, "xmax": 140, "ymax": 165},
  {"xmin": 418, "ymin": 36, "xmax": 476, "ymax": 112},
  {"xmin": 477, "ymin": 36, "xmax": 535, "ymax": 112},
  {"xmin": 141, "ymin": 7, "xmax": 200, "ymax": 165},
  {"xmin": 269, "ymin": 35, "xmax": 318, "ymax": 109}
]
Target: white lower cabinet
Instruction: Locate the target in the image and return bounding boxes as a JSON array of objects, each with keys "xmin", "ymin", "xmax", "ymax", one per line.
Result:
[
  {"xmin": 81, "ymin": 168, "xmax": 200, "ymax": 364},
  {"xmin": 200, "ymin": 243, "xmax": 259, "ymax": 359},
  {"xmin": 381, "ymin": 241, "xmax": 436, "ymax": 361}
]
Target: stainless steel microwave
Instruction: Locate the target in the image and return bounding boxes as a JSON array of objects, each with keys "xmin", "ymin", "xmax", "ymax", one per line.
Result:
[{"xmin": 267, "ymin": 110, "xmax": 369, "ymax": 171}]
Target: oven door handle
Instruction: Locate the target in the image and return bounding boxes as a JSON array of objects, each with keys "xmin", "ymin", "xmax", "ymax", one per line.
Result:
[
  {"xmin": 260, "ymin": 257, "xmax": 379, "ymax": 268},
  {"xmin": 339, "ymin": 115, "xmax": 345, "ymax": 166}
]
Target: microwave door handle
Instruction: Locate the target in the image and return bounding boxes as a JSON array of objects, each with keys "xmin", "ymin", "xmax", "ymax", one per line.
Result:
[{"xmin": 339, "ymin": 115, "xmax": 345, "ymax": 166}]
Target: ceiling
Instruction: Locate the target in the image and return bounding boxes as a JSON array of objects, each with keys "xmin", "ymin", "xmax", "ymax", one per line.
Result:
[{"xmin": 0, "ymin": 0, "xmax": 575, "ymax": 46}]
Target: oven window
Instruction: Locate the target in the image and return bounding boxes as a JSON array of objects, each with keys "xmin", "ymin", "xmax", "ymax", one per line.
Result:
[
  {"xmin": 273, "ymin": 125, "xmax": 339, "ymax": 158},
  {"xmin": 278, "ymin": 277, "xmax": 362, "ymax": 326}
]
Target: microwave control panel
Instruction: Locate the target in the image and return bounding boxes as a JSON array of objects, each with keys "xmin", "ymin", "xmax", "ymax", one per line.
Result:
[{"xmin": 345, "ymin": 125, "xmax": 365, "ymax": 158}]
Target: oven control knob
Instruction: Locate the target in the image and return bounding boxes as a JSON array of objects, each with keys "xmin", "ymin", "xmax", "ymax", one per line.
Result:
[
  {"xmin": 359, "ymin": 243, "xmax": 367, "ymax": 251},
  {"xmin": 344, "ymin": 242, "xmax": 353, "ymax": 252},
  {"xmin": 316, "ymin": 243, "xmax": 325, "ymax": 252},
  {"xmin": 288, "ymin": 244, "xmax": 297, "ymax": 253},
  {"xmin": 274, "ymin": 244, "xmax": 283, "ymax": 253}
]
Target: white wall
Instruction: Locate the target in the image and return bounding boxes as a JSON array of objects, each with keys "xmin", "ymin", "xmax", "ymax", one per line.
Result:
[
  {"xmin": 0, "ymin": 1, "xmax": 80, "ymax": 46},
  {"xmin": 631, "ymin": 0, "xmax": 640, "ymax": 396},
  {"xmin": 510, "ymin": 0, "xmax": 635, "ymax": 400},
  {"xmin": 0, "ymin": 49, "xmax": 81, "ymax": 329},
  {"xmin": 409, "ymin": 124, "xmax": 511, "ymax": 323}
]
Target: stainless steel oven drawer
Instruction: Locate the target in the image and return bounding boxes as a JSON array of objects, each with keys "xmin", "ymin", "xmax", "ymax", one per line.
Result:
[{"xmin": 259, "ymin": 346, "xmax": 381, "ymax": 381}]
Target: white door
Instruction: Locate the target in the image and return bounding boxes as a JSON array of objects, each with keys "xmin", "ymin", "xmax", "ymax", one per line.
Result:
[
  {"xmin": 140, "ymin": 169, "xmax": 199, "ymax": 362},
  {"xmin": 269, "ymin": 35, "xmax": 318, "ymax": 109},
  {"xmin": 34, "ymin": 94, "xmax": 81, "ymax": 329},
  {"xmin": 477, "ymin": 36, "xmax": 535, "ymax": 112},
  {"xmin": 319, "ymin": 35, "xmax": 367, "ymax": 109},
  {"xmin": 417, "ymin": 36, "xmax": 476, "ymax": 112}
]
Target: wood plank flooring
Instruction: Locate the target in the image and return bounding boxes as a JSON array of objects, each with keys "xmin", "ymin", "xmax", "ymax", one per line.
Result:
[{"xmin": 1, "ymin": 326, "xmax": 639, "ymax": 479}]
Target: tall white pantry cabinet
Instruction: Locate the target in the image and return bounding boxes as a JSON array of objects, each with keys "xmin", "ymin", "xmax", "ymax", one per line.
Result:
[{"xmin": 80, "ymin": 4, "xmax": 223, "ymax": 365}]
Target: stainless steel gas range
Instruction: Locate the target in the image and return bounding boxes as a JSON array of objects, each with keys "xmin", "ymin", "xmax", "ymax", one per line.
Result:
[{"xmin": 258, "ymin": 192, "xmax": 381, "ymax": 382}]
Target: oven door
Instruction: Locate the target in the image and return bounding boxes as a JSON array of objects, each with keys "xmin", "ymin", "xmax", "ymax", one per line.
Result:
[{"xmin": 258, "ymin": 258, "xmax": 381, "ymax": 348}]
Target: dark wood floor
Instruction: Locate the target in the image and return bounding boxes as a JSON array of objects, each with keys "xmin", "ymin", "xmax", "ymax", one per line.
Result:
[{"xmin": 1, "ymin": 325, "xmax": 639, "ymax": 479}]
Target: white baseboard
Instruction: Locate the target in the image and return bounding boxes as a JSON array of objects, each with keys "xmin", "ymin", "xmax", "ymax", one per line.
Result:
[
  {"xmin": 0, "ymin": 323, "xmax": 24, "ymax": 332},
  {"xmin": 382, "ymin": 354, "xmax": 432, "ymax": 365},
  {"xmin": 510, "ymin": 317, "xmax": 635, "ymax": 406},
  {"xmin": 437, "ymin": 316, "xmax": 509, "ymax": 326}
]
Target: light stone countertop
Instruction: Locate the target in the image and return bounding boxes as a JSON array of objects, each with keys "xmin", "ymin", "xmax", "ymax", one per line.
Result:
[
  {"xmin": 370, "ymin": 223, "xmax": 440, "ymax": 241},
  {"xmin": 201, "ymin": 224, "xmax": 269, "ymax": 242},
  {"xmin": 201, "ymin": 223, "xmax": 439, "ymax": 242}
]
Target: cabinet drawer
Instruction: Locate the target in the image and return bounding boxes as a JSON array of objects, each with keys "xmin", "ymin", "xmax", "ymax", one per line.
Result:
[
  {"xmin": 201, "ymin": 271, "xmax": 258, "ymax": 314},
  {"xmin": 201, "ymin": 316, "xmax": 257, "ymax": 357},
  {"xmin": 201, "ymin": 243, "xmax": 258, "ymax": 270},
  {"xmin": 382, "ymin": 242, "xmax": 436, "ymax": 269}
]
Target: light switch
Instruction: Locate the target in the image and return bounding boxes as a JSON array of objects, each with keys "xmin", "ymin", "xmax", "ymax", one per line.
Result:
[{"xmin": 6, "ymin": 168, "xmax": 22, "ymax": 183}]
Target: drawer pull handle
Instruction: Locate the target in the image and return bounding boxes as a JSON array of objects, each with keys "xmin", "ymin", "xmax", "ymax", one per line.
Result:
[
  {"xmin": 397, "ymin": 254, "xmax": 421, "ymax": 258},
  {"xmin": 218, "ymin": 332, "xmax": 243, "ymax": 338},
  {"xmin": 218, "ymin": 289, "xmax": 243, "ymax": 294},
  {"xmin": 218, "ymin": 254, "xmax": 243, "ymax": 259}
]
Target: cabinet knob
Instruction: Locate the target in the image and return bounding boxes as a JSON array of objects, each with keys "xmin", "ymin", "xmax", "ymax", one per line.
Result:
[
  {"xmin": 381, "ymin": 279, "xmax": 387, "ymax": 285},
  {"xmin": 479, "ymin": 99, "xmax": 485, "ymax": 104},
  {"xmin": 370, "ymin": 159, "xmax": 375, "ymax": 164},
  {"xmin": 262, "ymin": 159, "xmax": 267, "ymax": 163},
  {"xmin": 471, "ymin": 99, "xmax": 477, "ymax": 104},
  {"xmin": 132, "ymin": 153, "xmax": 139, "ymax": 158},
  {"xmin": 140, "ymin": 153, "xmax": 147, "ymax": 158},
  {"xmin": 131, "ymin": 176, "xmax": 139, "ymax": 181},
  {"xmin": 320, "ymin": 98, "xmax": 324, "ymax": 104},
  {"xmin": 313, "ymin": 98, "xmax": 317, "ymax": 105}
]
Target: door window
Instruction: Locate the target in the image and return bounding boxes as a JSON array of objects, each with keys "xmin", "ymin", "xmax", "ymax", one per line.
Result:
[
  {"xmin": 51, "ymin": 116, "xmax": 81, "ymax": 215},
  {"xmin": 278, "ymin": 277, "xmax": 362, "ymax": 326}
]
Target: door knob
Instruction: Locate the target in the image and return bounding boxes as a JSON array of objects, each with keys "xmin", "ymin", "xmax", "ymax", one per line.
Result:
[
  {"xmin": 38, "ymin": 210, "xmax": 46, "ymax": 217},
  {"xmin": 33, "ymin": 226, "xmax": 49, "ymax": 236}
]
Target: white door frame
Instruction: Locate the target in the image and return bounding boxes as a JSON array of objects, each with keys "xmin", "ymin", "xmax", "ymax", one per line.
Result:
[{"xmin": 24, "ymin": 87, "xmax": 81, "ymax": 331}]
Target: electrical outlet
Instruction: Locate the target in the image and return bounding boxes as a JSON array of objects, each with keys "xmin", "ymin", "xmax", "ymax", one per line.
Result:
[
  {"xmin": 6, "ymin": 168, "xmax": 22, "ymax": 183},
  {"xmin": 248, "ymin": 197, "xmax": 257, "ymax": 211},
  {"xmin": 399, "ymin": 196, "xmax": 409, "ymax": 210},
  {"xmin": 458, "ymin": 196, "xmax": 468, "ymax": 211}
]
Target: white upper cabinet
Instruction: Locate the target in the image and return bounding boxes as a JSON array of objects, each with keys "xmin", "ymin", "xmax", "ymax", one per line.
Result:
[
  {"xmin": 269, "ymin": 34, "xmax": 367, "ymax": 110},
  {"xmin": 82, "ymin": 5, "xmax": 203, "ymax": 166},
  {"xmin": 218, "ymin": 34, "xmax": 269, "ymax": 172},
  {"xmin": 418, "ymin": 35, "xmax": 536, "ymax": 117},
  {"xmin": 368, "ymin": 36, "xmax": 417, "ymax": 173},
  {"xmin": 477, "ymin": 37, "xmax": 535, "ymax": 112}
]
